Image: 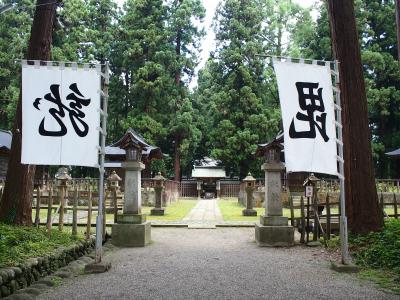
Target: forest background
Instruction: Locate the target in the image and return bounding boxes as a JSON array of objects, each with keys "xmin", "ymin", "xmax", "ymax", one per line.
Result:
[{"xmin": 0, "ymin": 0, "xmax": 398, "ymax": 180}]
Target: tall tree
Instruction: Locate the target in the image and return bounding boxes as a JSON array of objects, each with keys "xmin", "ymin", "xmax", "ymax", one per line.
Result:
[
  {"xmin": 0, "ymin": 0, "xmax": 57, "ymax": 224},
  {"xmin": 112, "ymin": 0, "xmax": 171, "ymax": 147},
  {"xmin": 327, "ymin": 0, "xmax": 383, "ymax": 233},
  {"xmin": 199, "ymin": 0, "xmax": 280, "ymax": 178},
  {"xmin": 0, "ymin": 0, "xmax": 34, "ymax": 129},
  {"xmin": 167, "ymin": 0, "xmax": 205, "ymax": 181},
  {"xmin": 396, "ymin": 0, "xmax": 400, "ymax": 60}
]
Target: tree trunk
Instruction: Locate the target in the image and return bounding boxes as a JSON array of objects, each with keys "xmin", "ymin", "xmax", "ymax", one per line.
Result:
[
  {"xmin": 174, "ymin": 135, "xmax": 181, "ymax": 182},
  {"xmin": 327, "ymin": 0, "xmax": 383, "ymax": 233},
  {"xmin": 173, "ymin": 17, "xmax": 182, "ymax": 182},
  {"xmin": 396, "ymin": 0, "xmax": 400, "ymax": 60},
  {"xmin": 0, "ymin": 0, "xmax": 56, "ymax": 225}
]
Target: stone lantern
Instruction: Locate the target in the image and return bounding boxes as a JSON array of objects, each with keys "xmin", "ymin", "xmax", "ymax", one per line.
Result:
[
  {"xmin": 254, "ymin": 139, "xmax": 294, "ymax": 247},
  {"xmin": 107, "ymin": 170, "xmax": 122, "ymax": 191},
  {"xmin": 151, "ymin": 172, "xmax": 166, "ymax": 216},
  {"xmin": 242, "ymin": 173, "xmax": 257, "ymax": 216},
  {"xmin": 55, "ymin": 167, "xmax": 71, "ymax": 187},
  {"xmin": 111, "ymin": 129, "xmax": 151, "ymax": 247}
]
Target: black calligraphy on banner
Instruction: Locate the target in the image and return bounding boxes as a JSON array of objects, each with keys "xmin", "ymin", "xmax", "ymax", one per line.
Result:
[
  {"xmin": 33, "ymin": 83, "xmax": 91, "ymax": 137},
  {"xmin": 289, "ymin": 82, "xmax": 329, "ymax": 142}
]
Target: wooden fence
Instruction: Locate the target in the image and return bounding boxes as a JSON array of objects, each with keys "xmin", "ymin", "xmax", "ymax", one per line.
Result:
[
  {"xmin": 220, "ymin": 182, "xmax": 241, "ymax": 197},
  {"xmin": 285, "ymin": 190, "xmax": 399, "ymax": 244},
  {"xmin": 179, "ymin": 181, "xmax": 197, "ymax": 198}
]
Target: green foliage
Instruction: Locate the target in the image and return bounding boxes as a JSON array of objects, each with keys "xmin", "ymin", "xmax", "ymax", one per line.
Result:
[
  {"xmin": 350, "ymin": 219, "xmax": 400, "ymax": 278},
  {"xmin": 195, "ymin": 0, "xmax": 310, "ymax": 178},
  {"xmin": 0, "ymin": 223, "xmax": 83, "ymax": 268},
  {"xmin": 300, "ymin": 0, "xmax": 400, "ymax": 178}
]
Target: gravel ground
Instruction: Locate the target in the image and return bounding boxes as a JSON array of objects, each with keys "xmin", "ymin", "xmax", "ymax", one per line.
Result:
[{"xmin": 38, "ymin": 228, "xmax": 398, "ymax": 300}]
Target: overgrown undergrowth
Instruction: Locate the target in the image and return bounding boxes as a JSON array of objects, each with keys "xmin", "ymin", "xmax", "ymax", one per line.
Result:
[
  {"xmin": 327, "ymin": 219, "xmax": 400, "ymax": 293},
  {"xmin": 0, "ymin": 223, "xmax": 83, "ymax": 268},
  {"xmin": 350, "ymin": 219, "xmax": 400, "ymax": 278}
]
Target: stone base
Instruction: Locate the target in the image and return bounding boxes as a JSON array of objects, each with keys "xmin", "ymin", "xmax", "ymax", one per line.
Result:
[
  {"xmin": 116, "ymin": 213, "xmax": 146, "ymax": 224},
  {"xmin": 331, "ymin": 262, "xmax": 359, "ymax": 273},
  {"xmin": 151, "ymin": 208, "xmax": 165, "ymax": 216},
  {"xmin": 84, "ymin": 261, "xmax": 111, "ymax": 274},
  {"xmin": 111, "ymin": 222, "xmax": 151, "ymax": 247},
  {"xmin": 255, "ymin": 223, "xmax": 294, "ymax": 247},
  {"xmin": 242, "ymin": 209, "xmax": 257, "ymax": 216},
  {"xmin": 260, "ymin": 215, "xmax": 288, "ymax": 226}
]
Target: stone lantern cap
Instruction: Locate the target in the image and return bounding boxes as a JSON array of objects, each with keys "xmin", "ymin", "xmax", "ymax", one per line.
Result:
[
  {"xmin": 107, "ymin": 170, "xmax": 122, "ymax": 182},
  {"xmin": 55, "ymin": 167, "xmax": 72, "ymax": 181},
  {"xmin": 243, "ymin": 172, "xmax": 256, "ymax": 182},
  {"xmin": 112, "ymin": 128, "xmax": 150, "ymax": 151},
  {"xmin": 255, "ymin": 140, "xmax": 283, "ymax": 158},
  {"xmin": 153, "ymin": 172, "xmax": 166, "ymax": 182},
  {"xmin": 303, "ymin": 173, "xmax": 320, "ymax": 186},
  {"xmin": 153, "ymin": 172, "xmax": 166, "ymax": 181}
]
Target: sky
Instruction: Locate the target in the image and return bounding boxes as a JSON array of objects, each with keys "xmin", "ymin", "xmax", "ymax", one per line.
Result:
[{"xmin": 115, "ymin": 0, "xmax": 317, "ymax": 86}]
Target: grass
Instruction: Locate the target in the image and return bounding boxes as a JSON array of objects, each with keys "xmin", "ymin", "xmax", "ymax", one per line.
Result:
[
  {"xmin": 0, "ymin": 223, "xmax": 84, "ymax": 268},
  {"xmin": 358, "ymin": 269, "xmax": 400, "ymax": 294},
  {"xmin": 34, "ymin": 198, "xmax": 199, "ymax": 224},
  {"xmin": 218, "ymin": 198, "xmax": 301, "ymax": 221},
  {"xmin": 143, "ymin": 199, "xmax": 198, "ymax": 221}
]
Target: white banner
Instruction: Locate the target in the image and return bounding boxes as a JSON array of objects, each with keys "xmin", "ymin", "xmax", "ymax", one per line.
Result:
[
  {"xmin": 21, "ymin": 62, "xmax": 101, "ymax": 167},
  {"xmin": 274, "ymin": 60, "xmax": 337, "ymax": 176}
]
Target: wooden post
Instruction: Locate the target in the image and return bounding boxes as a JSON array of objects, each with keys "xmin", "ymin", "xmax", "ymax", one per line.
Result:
[
  {"xmin": 394, "ymin": 193, "xmax": 398, "ymax": 219},
  {"xmin": 113, "ymin": 188, "xmax": 118, "ymax": 224},
  {"xmin": 34, "ymin": 187, "xmax": 41, "ymax": 227},
  {"xmin": 306, "ymin": 195, "xmax": 310, "ymax": 243},
  {"xmin": 46, "ymin": 185, "xmax": 53, "ymax": 235},
  {"xmin": 289, "ymin": 195, "xmax": 295, "ymax": 227},
  {"xmin": 86, "ymin": 186, "xmax": 92, "ymax": 240},
  {"xmin": 380, "ymin": 192, "xmax": 385, "ymax": 217},
  {"xmin": 58, "ymin": 185, "xmax": 65, "ymax": 231},
  {"xmin": 313, "ymin": 192, "xmax": 319, "ymax": 241},
  {"xmin": 72, "ymin": 185, "xmax": 78, "ymax": 236},
  {"xmin": 326, "ymin": 193, "xmax": 331, "ymax": 240},
  {"xmin": 300, "ymin": 196, "xmax": 305, "ymax": 244}
]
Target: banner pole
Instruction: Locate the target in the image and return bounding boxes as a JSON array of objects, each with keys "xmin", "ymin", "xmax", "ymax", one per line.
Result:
[
  {"xmin": 95, "ymin": 62, "xmax": 109, "ymax": 263},
  {"xmin": 334, "ymin": 60, "xmax": 350, "ymax": 265}
]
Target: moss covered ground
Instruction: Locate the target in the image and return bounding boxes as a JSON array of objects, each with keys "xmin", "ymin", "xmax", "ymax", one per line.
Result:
[{"xmin": 0, "ymin": 223, "xmax": 84, "ymax": 268}]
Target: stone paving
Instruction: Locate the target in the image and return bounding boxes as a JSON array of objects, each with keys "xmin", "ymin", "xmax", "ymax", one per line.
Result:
[
  {"xmin": 37, "ymin": 228, "xmax": 398, "ymax": 300},
  {"xmin": 183, "ymin": 198, "xmax": 223, "ymax": 222}
]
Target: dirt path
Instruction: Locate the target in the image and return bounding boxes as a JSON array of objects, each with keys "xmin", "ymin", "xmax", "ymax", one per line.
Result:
[{"xmin": 38, "ymin": 228, "xmax": 398, "ymax": 300}]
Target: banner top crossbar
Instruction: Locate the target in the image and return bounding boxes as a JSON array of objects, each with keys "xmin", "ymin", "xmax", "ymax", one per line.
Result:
[
  {"xmin": 16, "ymin": 59, "xmax": 106, "ymax": 67},
  {"xmin": 255, "ymin": 54, "xmax": 339, "ymax": 65}
]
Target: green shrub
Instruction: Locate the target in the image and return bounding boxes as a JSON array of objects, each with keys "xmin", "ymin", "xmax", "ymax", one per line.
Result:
[
  {"xmin": 350, "ymin": 219, "xmax": 400, "ymax": 279},
  {"xmin": 0, "ymin": 223, "xmax": 82, "ymax": 268}
]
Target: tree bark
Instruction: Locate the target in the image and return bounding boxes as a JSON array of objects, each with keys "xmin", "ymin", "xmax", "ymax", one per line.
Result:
[
  {"xmin": 0, "ymin": 0, "xmax": 56, "ymax": 225},
  {"xmin": 173, "ymin": 8, "xmax": 182, "ymax": 182},
  {"xmin": 174, "ymin": 135, "xmax": 181, "ymax": 182},
  {"xmin": 396, "ymin": 0, "xmax": 400, "ymax": 60},
  {"xmin": 327, "ymin": 0, "xmax": 383, "ymax": 233}
]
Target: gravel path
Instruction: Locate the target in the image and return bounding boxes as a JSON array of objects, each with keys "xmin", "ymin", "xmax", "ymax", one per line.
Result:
[{"xmin": 38, "ymin": 228, "xmax": 398, "ymax": 300}]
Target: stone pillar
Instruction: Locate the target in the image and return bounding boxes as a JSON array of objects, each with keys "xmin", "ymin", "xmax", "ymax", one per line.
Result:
[
  {"xmin": 255, "ymin": 162, "xmax": 294, "ymax": 247},
  {"xmin": 122, "ymin": 161, "xmax": 144, "ymax": 215},
  {"xmin": 216, "ymin": 181, "xmax": 221, "ymax": 199},
  {"xmin": 197, "ymin": 181, "xmax": 202, "ymax": 200},
  {"xmin": 112, "ymin": 161, "xmax": 151, "ymax": 247}
]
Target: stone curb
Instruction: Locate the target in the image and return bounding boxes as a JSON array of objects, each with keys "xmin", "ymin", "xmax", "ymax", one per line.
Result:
[{"xmin": 0, "ymin": 238, "xmax": 96, "ymax": 299}]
